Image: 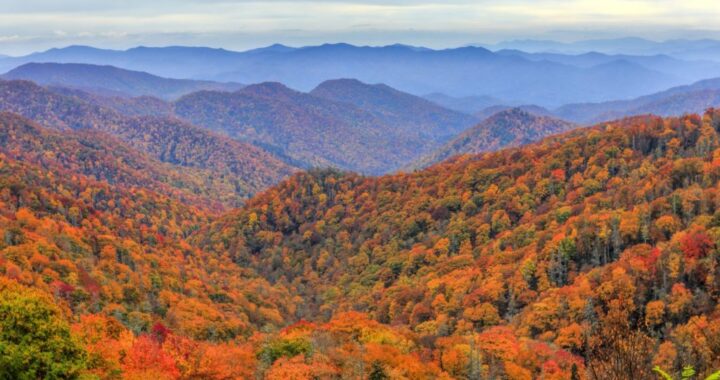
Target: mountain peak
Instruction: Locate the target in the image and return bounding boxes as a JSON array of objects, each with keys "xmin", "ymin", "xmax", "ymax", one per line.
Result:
[
  {"xmin": 240, "ymin": 81, "xmax": 297, "ymax": 97},
  {"xmin": 417, "ymin": 107, "xmax": 575, "ymax": 167}
]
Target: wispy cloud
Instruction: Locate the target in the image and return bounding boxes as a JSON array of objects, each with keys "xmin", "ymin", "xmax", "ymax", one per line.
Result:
[{"xmin": 0, "ymin": 0, "xmax": 719, "ymax": 55}]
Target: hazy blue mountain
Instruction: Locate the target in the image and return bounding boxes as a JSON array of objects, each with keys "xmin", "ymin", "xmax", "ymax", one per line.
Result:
[
  {"xmin": 554, "ymin": 77, "xmax": 720, "ymax": 123},
  {"xmin": 494, "ymin": 50, "xmax": 720, "ymax": 83},
  {"xmin": 0, "ymin": 45, "xmax": 247, "ymax": 79},
  {"xmin": 210, "ymin": 44, "xmax": 677, "ymax": 106},
  {"xmin": 0, "ymin": 43, "xmax": 688, "ymax": 107},
  {"xmin": 2, "ymin": 62, "xmax": 242, "ymax": 99},
  {"xmin": 482, "ymin": 38, "xmax": 720, "ymax": 61},
  {"xmin": 422, "ymin": 93, "xmax": 507, "ymax": 114},
  {"xmin": 475, "ymin": 104, "xmax": 554, "ymax": 120}
]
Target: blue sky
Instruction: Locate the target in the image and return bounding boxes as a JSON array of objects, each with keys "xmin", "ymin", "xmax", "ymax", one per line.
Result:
[{"xmin": 1, "ymin": 0, "xmax": 719, "ymax": 55}]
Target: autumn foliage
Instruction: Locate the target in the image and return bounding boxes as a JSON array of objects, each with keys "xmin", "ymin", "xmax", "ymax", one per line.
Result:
[{"xmin": 3, "ymin": 104, "xmax": 720, "ymax": 378}]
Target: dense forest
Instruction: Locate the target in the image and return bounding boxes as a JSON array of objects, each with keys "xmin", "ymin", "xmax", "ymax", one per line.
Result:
[{"xmin": 2, "ymin": 103, "xmax": 720, "ymax": 378}]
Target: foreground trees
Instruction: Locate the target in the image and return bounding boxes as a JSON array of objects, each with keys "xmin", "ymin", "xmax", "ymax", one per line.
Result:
[{"xmin": 0, "ymin": 279, "xmax": 86, "ymax": 379}]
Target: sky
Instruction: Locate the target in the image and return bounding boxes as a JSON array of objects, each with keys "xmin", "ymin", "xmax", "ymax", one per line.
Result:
[{"xmin": 1, "ymin": 0, "xmax": 720, "ymax": 55}]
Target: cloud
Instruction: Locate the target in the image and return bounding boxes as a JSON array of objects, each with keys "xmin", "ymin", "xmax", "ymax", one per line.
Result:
[{"xmin": 0, "ymin": 0, "xmax": 719, "ymax": 54}]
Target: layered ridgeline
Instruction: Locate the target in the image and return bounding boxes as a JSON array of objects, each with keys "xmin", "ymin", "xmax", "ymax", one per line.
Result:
[
  {"xmin": 196, "ymin": 110, "xmax": 720, "ymax": 378},
  {"xmin": 427, "ymin": 76, "xmax": 720, "ymax": 125},
  {"xmin": 2, "ymin": 43, "xmax": 712, "ymax": 106},
  {"xmin": 310, "ymin": 78, "xmax": 474, "ymax": 141},
  {"xmin": 2, "ymin": 62, "xmax": 243, "ymax": 99},
  {"xmin": 0, "ymin": 79, "xmax": 295, "ymax": 205},
  {"xmin": 172, "ymin": 80, "xmax": 477, "ymax": 174},
  {"xmin": 173, "ymin": 82, "xmax": 420, "ymax": 174},
  {"xmin": 416, "ymin": 108, "xmax": 576, "ymax": 167},
  {"xmin": 2, "ymin": 65, "xmax": 479, "ymax": 174},
  {"xmin": 556, "ymin": 76, "xmax": 720, "ymax": 124}
]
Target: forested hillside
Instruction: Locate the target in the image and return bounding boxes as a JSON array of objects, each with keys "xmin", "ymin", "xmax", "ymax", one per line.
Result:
[
  {"xmin": 195, "ymin": 109, "xmax": 720, "ymax": 378},
  {"xmin": 174, "ymin": 82, "xmax": 459, "ymax": 174},
  {"xmin": 0, "ymin": 80, "xmax": 296, "ymax": 205},
  {"xmin": 0, "ymin": 112, "xmax": 295, "ymax": 378}
]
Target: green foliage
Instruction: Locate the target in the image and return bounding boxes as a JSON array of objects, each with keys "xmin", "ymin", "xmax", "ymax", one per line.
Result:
[
  {"xmin": 653, "ymin": 365, "xmax": 720, "ymax": 380},
  {"xmin": 258, "ymin": 337, "xmax": 313, "ymax": 365},
  {"xmin": 0, "ymin": 280, "xmax": 87, "ymax": 379}
]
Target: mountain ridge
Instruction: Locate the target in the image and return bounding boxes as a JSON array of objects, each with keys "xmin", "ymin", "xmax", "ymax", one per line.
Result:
[
  {"xmin": 0, "ymin": 43, "xmax": 694, "ymax": 106},
  {"xmin": 2, "ymin": 62, "xmax": 243, "ymax": 99}
]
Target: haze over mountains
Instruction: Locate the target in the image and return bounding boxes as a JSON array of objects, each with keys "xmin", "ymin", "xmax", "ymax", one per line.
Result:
[
  {"xmin": 4, "ymin": 42, "xmax": 720, "ymax": 106},
  {"xmin": 482, "ymin": 37, "xmax": 720, "ymax": 60},
  {"xmin": 554, "ymin": 76, "xmax": 720, "ymax": 123},
  {"xmin": 1, "ymin": 62, "xmax": 243, "ymax": 99}
]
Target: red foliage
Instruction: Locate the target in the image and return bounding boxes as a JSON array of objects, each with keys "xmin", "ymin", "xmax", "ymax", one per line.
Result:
[{"xmin": 680, "ymin": 230, "xmax": 714, "ymax": 259}]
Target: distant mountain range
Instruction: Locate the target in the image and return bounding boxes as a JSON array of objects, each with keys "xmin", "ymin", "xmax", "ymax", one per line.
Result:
[
  {"xmin": 433, "ymin": 74, "xmax": 720, "ymax": 125},
  {"xmin": 493, "ymin": 49, "xmax": 720, "ymax": 84},
  {"xmin": 554, "ymin": 76, "xmax": 720, "ymax": 123},
  {"xmin": 422, "ymin": 93, "xmax": 507, "ymax": 115},
  {"xmin": 2, "ymin": 43, "xmax": 717, "ymax": 106},
  {"xmin": 481, "ymin": 37, "xmax": 720, "ymax": 61},
  {"xmin": 1, "ymin": 62, "xmax": 242, "ymax": 99}
]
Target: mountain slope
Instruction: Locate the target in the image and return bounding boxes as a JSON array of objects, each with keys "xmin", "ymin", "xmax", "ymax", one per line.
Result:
[
  {"xmin": 48, "ymin": 86, "xmax": 175, "ymax": 117},
  {"xmin": 0, "ymin": 110, "xmax": 454, "ymax": 379},
  {"xmin": 196, "ymin": 109, "xmax": 720, "ymax": 377},
  {"xmin": 31, "ymin": 78, "xmax": 476, "ymax": 175},
  {"xmin": 4, "ymin": 102, "xmax": 720, "ymax": 377},
  {"xmin": 2, "ymin": 62, "xmax": 243, "ymax": 99},
  {"xmin": 0, "ymin": 112, "xmax": 239, "ymax": 210},
  {"xmin": 174, "ymin": 82, "xmax": 448, "ymax": 174},
  {"xmin": 417, "ymin": 108, "xmax": 576, "ymax": 167},
  {"xmin": 0, "ymin": 112, "xmax": 297, "ymax": 377},
  {"xmin": 310, "ymin": 78, "xmax": 477, "ymax": 140},
  {"xmin": 0, "ymin": 79, "xmax": 295, "ymax": 205}
]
